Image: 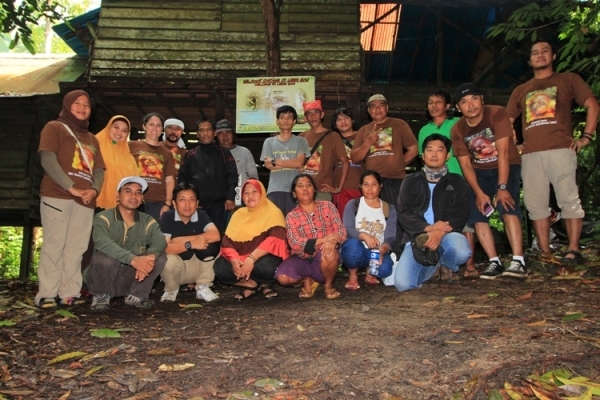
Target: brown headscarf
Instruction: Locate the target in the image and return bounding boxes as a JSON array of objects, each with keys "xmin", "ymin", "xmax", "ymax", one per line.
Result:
[
  {"xmin": 95, "ymin": 115, "xmax": 138, "ymax": 209},
  {"xmin": 57, "ymin": 90, "xmax": 91, "ymax": 134}
]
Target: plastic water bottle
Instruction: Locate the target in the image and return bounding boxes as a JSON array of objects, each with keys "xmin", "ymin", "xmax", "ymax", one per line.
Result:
[{"xmin": 368, "ymin": 249, "xmax": 380, "ymax": 276}]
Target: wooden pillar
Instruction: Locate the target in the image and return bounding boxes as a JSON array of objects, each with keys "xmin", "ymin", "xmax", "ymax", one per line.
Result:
[
  {"xmin": 261, "ymin": 0, "xmax": 281, "ymax": 76},
  {"xmin": 19, "ymin": 221, "xmax": 33, "ymax": 281}
]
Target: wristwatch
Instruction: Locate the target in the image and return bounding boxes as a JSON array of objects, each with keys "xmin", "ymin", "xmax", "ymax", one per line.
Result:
[
  {"xmin": 184, "ymin": 241, "xmax": 192, "ymax": 250},
  {"xmin": 498, "ymin": 183, "xmax": 507, "ymax": 190},
  {"xmin": 271, "ymin": 158, "xmax": 277, "ymax": 167}
]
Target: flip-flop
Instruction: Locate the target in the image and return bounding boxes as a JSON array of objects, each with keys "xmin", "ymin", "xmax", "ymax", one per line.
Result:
[
  {"xmin": 234, "ymin": 285, "xmax": 258, "ymax": 301},
  {"xmin": 561, "ymin": 250, "xmax": 584, "ymax": 264},
  {"xmin": 258, "ymin": 284, "xmax": 279, "ymax": 300},
  {"xmin": 364, "ymin": 274, "xmax": 379, "ymax": 285},
  {"xmin": 463, "ymin": 268, "xmax": 479, "ymax": 278},
  {"xmin": 344, "ymin": 278, "xmax": 360, "ymax": 290},
  {"xmin": 324, "ymin": 288, "xmax": 340, "ymax": 299},
  {"xmin": 299, "ymin": 282, "xmax": 319, "ymax": 299}
]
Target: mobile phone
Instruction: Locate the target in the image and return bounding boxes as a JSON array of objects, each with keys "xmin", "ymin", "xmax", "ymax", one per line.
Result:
[{"xmin": 483, "ymin": 202, "xmax": 494, "ymax": 217}]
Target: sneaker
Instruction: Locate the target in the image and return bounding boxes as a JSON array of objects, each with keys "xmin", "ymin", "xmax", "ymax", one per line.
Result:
[
  {"xmin": 437, "ymin": 266, "xmax": 459, "ymax": 282},
  {"xmin": 479, "ymin": 261, "xmax": 504, "ymax": 280},
  {"xmin": 60, "ymin": 297, "xmax": 85, "ymax": 306},
  {"xmin": 502, "ymin": 260, "xmax": 527, "ymax": 279},
  {"xmin": 160, "ymin": 290, "xmax": 179, "ymax": 302},
  {"xmin": 91, "ymin": 293, "xmax": 111, "ymax": 312},
  {"xmin": 124, "ymin": 294, "xmax": 155, "ymax": 309},
  {"xmin": 196, "ymin": 284, "xmax": 219, "ymax": 302},
  {"xmin": 37, "ymin": 297, "xmax": 57, "ymax": 309}
]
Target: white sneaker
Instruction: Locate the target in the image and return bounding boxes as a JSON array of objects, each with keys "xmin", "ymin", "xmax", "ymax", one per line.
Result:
[
  {"xmin": 196, "ymin": 284, "xmax": 219, "ymax": 302},
  {"xmin": 160, "ymin": 290, "xmax": 179, "ymax": 302}
]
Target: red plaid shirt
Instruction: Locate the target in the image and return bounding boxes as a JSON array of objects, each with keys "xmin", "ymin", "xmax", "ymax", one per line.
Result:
[{"xmin": 286, "ymin": 201, "xmax": 346, "ymax": 258}]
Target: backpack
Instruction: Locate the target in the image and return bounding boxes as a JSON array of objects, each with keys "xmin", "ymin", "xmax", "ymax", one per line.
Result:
[{"xmin": 353, "ymin": 198, "xmax": 390, "ymax": 220}]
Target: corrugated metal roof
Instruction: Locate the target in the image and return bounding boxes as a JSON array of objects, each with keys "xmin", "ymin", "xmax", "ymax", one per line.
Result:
[
  {"xmin": 52, "ymin": 8, "xmax": 101, "ymax": 56},
  {"xmin": 0, "ymin": 55, "xmax": 87, "ymax": 97}
]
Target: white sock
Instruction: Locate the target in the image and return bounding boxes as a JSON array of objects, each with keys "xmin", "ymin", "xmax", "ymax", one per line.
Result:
[
  {"xmin": 512, "ymin": 255, "xmax": 525, "ymax": 265},
  {"xmin": 489, "ymin": 257, "xmax": 501, "ymax": 264}
]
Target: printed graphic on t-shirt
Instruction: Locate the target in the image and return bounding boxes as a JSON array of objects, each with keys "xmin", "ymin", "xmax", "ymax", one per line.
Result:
[
  {"xmin": 71, "ymin": 143, "xmax": 95, "ymax": 175},
  {"xmin": 342, "ymin": 141, "xmax": 362, "ymax": 168},
  {"xmin": 137, "ymin": 151, "xmax": 164, "ymax": 179},
  {"xmin": 464, "ymin": 128, "xmax": 498, "ymax": 164},
  {"xmin": 357, "ymin": 217, "xmax": 384, "ymax": 238},
  {"xmin": 369, "ymin": 127, "xmax": 393, "ymax": 155},
  {"xmin": 170, "ymin": 148, "xmax": 183, "ymax": 171},
  {"xmin": 303, "ymin": 145, "xmax": 322, "ymax": 175},
  {"xmin": 525, "ymin": 87, "xmax": 557, "ymax": 125}
]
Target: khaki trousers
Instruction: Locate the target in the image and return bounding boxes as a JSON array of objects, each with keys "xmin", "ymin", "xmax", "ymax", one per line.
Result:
[
  {"xmin": 161, "ymin": 254, "xmax": 216, "ymax": 292},
  {"xmin": 35, "ymin": 197, "xmax": 93, "ymax": 304}
]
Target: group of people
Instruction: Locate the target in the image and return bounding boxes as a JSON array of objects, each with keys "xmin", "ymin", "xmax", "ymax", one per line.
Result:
[{"xmin": 34, "ymin": 40, "xmax": 598, "ymax": 310}]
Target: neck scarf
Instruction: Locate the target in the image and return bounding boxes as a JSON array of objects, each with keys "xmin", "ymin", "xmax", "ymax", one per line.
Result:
[
  {"xmin": 56, "ymin": 90, "xmax": 91, "ymax": 134},
  {"xmin": 225, "ymin": 179, "xmax": 286, "ymax": 242},
  {"xmin": 95, "ymin": 115, "xmax": 138, "ymax": 209},
  {"xmin": 423, "ymin": 164, "xmax": 448, "ymax": 182}
]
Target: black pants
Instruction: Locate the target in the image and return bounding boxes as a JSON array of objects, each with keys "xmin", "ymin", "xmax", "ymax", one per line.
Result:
[
  {"xmin": 213, "ymin": 254, "xmax": 282, "ymax": 285},
  {"xmin": 202, "ymin": 201, "xmax": 227, "ymax": 234}
]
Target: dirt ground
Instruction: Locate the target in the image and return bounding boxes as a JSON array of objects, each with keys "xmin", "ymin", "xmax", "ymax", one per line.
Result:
[{"xmin": 1, "ymin": 245, "xmax": 599, "ymax": 400}]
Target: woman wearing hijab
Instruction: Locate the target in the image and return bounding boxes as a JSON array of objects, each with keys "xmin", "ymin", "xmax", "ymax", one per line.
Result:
[
  {"xmin": 213, "ymin": 179, "xmax": 289, "ymax": 300},
  {"xmin": 95, "ymin": 115, "xmax": 138, "ymax": 210},
  {"xmin": 36, "ymin": 90, "xmax": 105, "ymax": 308}
]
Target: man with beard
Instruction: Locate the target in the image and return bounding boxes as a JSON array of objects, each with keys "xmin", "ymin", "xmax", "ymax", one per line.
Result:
[
  {"xmin": 84, "ymin": 177, "xmax": 167, "ymax": 311},
  {"xmin": 162, "ymin": 118, "xmax": 187, "ymax": 182}
]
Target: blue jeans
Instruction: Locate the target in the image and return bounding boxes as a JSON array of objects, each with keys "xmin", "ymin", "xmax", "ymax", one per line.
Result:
[
  {"xmin": 340, "ymin": 238, "xmax": 393, "ymax": 278},
  {"xmin": 393, "ymin": 232, "xmax": 471, "ymax": 292}
]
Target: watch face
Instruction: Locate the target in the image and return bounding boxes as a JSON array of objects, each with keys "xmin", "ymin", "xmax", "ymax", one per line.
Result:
[{"xmin": 499, "ymin": 184, "xmax": 507, "ymax": 190}]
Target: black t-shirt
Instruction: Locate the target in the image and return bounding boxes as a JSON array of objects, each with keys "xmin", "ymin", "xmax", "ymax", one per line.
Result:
[{"xmin": 159, "ymin": 209, "xmax": 216, "ymax": 260}]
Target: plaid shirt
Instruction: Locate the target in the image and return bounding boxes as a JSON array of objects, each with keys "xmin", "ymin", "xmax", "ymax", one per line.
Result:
[{"xmin": 286, "ymin": 200, "xmax": 346, "ymax": 258}]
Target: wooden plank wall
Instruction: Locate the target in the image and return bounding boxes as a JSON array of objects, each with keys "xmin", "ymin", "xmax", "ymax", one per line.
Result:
[{"xmin": 90, "ymin": 0, "xmax": 361, "ymax": 91}]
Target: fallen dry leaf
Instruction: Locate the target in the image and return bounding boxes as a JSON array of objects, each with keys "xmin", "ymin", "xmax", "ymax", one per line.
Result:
[
  {"xmin": 527, "ymin": 319, "xmax": 548, "ymax": 327},
  {"xmin": 518, "ymin": 292, "xmax": 533, "ymax": 300},
  {"xmin": 467, "ymin": 314, "xmax": 490, "ymax": 319},
  {"xmin": 157, "ymin": 363, "xmax": 195, "ymax": 372}
]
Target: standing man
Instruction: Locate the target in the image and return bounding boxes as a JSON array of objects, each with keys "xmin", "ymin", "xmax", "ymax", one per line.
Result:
[
  {"xmin": 178, "ymin": 118, "xmax": 238, "ymax": 234},
  {"xmin": 393, "ymin": 134, "xmax": 472, "ymax": 291},
  {"xmin": 162, "ymin": 118, "xmax": 188, "ymax": 181},
  {"xmin": 451, "ymin": 83, "xmax": 526, "ymax": 279},
  {"xmin": 215, "ymin": 119, "xmax": 259, "ymax": 207},
  {"xmin": 418, "ymin": 89, "xmax": 477, "ymax": 277},
  {"xmin": 351, "ymin": 94, "xmax": 418, "ymax": 205},
  {"xmin": 299, "ymin": 100, "xmax": 349, "ymax": 201},
  {"xmin": 85, "ymin": 177, "xmax": 167, "ymax": 311},
  {"xmin": 506, "ymin": 40, "xmax": 599, "ymax": 263},
  {"xmin": 159, "ymin": 183, "xmax": 221, "ymax": 303},
  {"xmin": 260, "ymin": 105, "xmax": 311, "ymax": 215}
]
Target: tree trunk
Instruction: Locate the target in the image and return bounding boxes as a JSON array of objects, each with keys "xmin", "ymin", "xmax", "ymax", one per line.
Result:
[{"xmin": 261, "ymin": 0, "xmax": 281, "ymax": 76}]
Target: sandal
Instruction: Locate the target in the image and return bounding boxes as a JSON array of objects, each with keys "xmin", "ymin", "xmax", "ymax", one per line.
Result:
[
  {"xmin": 234, "ymin": 285, "xmax": 258, "ymax": 301},
  {"xmin": 540, "ymin": 252, "xmax": 561, "ymax": 265},
  {"xmin": 324, "ymin": 288, "xmax": 340, "ymax": 299},
  {"xmin": 364, "ymin": 274, "xmax": 379, "ymax": 285},
  {"xmin": 561, "ymin": 250, "xmax": 584, "ymax": 264},
  {"xmin": 299, "ymin": 282, "xmax": 319, "ymax": 299},
  {"xmin": 344, "ymin": 278, "xmax": 360, "ymax": 290},
  {"xmin": 258, "ymin": 284, "xmax": 278, "ymax": 300}
]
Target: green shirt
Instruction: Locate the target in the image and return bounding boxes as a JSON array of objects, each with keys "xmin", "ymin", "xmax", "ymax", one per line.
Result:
[
  {"xmin": 92, "ymin": 207, "xmax": 167, "ymax": 265},
  {"xmin": 418, "ymin": 117, "xmax": 462, "ymax": 176}
]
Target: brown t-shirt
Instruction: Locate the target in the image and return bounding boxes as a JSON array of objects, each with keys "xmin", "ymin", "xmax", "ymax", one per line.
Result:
[
  {"xmin": 451, "ymin": 105, "xmax": 521, "ymax": 170},
  {"xmin": 333, "ymin": 132, "xmax": 365, "ymax": 191},
  {"xmin": 506, "ymin": 72, "xmax": 595, "ymax": 154},
  {"xmin": 161, "ymin": 143, "xmax": 187, "ymax": 182},
  {"xmin": 129, "ymin": 141, "xmax": 176, "ymax": 202},
  {"xmin": 299, "ymin": 129, "xmax": 347, "ymax": 189},
  {"xmin": 354, "ymin": 117, "xmax": 417, "ymax": 179},
  {"xmin": 38, "ymin": 121, "xmax": 105, "ymax": 209}
]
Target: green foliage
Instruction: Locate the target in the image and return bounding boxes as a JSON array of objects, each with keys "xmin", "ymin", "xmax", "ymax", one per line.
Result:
[
  {"xmin": 487, "ymin": 0, "xmax": 600, "ymax": 95},
  {"xmin": 0, "ymin": 0, "xmax": 63, "ymax": 54},
  {"xmin": 0, "ymin": 227, "xmax": 40, "ymax": 280}
]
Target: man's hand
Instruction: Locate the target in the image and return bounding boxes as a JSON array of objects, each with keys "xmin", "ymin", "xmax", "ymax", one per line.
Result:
[
  {"xmin": 426, "ymin": 221, "xmax": 452, "ymax": 233},
  {"xmin": 475, "ymin": 193, "xmax": 493, "ymax": 215},
  {"xmin": 131, "ymin": 254, "xmax": 155, "ymax": 281},
  {"xmin": 570, "ymin": 137, "xmax": 590, "ymax": 153},
  {"xmin": 320, "ymin": 183, "xmax": 339, "ymax": 193},
  {"xmin": 191, "ymin": 235, "xmax": 208, "ymax": 250},
  {"xmin": 495, "ymin": 189, "xmax": 515, "ymax": 211},
  {"xmin": 423, "ymin": 230, "xmax": 445, "ymax": 251},
  {"xmin": 365, "ymin": 124, "xmax": 382, "ymax": 147},
  {"xmin": 80, "ymin": 189, "xmax": 97, "ymax": 204},
  {"xmin": 225, "ymin": 200, "xmax": 235, "ymax": 211}
]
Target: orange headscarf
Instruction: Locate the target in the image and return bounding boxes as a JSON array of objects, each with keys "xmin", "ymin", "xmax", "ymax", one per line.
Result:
[{"xmin": 95, "ymin": 115, "xmax": 138, "ymax": 209}]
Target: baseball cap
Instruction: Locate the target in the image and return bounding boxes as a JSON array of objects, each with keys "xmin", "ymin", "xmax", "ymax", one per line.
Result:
[
  {"xmin": 302, "ymin": 100, "xmax": 323, "ymax": 113},
  {"xmin": 367, "ymin": 94, "xmax": 387, "ymax": 106},
  {"xmin": 454, "ymin": 83, "xmax": 482, "ymax": 104},
  {"xmin": 215, "ymin": 119, "xmax": 233, "ymax": 133},
  {"xmin": 117, "ymin": 176, "xmax": 148, "ymax": 192},
  {"xmin": 164, "ymin": 118, "xmax": 184, "ymax": 130}
]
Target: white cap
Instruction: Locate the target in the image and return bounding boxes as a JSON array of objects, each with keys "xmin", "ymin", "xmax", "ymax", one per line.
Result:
[
  {"xmin": 117, "ymin": 176, "xmax": 148, "ymax": 192},
  {"xmin": 164, "ymin": 118, "xmax": 185, "ymax": 130}
]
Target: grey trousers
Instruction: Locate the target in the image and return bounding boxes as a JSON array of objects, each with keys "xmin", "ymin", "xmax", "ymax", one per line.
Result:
[{"xmin": 85, "ymin": 251, "xmax": 166, "ymax": 299}]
